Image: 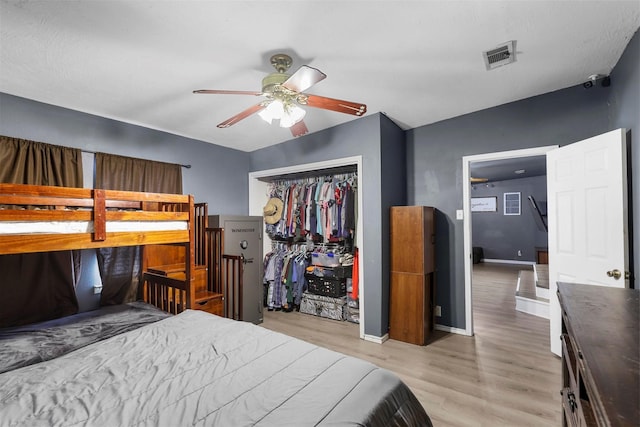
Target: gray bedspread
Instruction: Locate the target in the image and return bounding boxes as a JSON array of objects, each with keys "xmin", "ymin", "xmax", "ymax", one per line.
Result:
[
  {"xmin": 0, "ymin": 309, "xmax": 431, "ymax": 426},
  {"xmin": 0, "ymin": 301, "xmax": 171, "ymax": 374}
]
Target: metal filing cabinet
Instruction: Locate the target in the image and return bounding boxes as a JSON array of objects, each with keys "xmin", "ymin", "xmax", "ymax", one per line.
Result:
[{"xmin": 208, "ymin": 215, "xmax": 263, "ymax": 324}]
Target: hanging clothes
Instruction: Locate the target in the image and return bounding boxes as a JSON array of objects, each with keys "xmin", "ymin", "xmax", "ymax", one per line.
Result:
[
  {"xmin": 262, "ymin": 171, "xmax": 358, "ymax": 324},
  {"xmin": 263, "ymin": 243, "xmax": 311, "ymax": 311},
  {"xmin": 264, "ymin": 173, "xmax": 357, "ymax": 242}
]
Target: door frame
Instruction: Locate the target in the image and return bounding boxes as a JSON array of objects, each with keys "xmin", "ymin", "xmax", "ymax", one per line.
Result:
[{"xmin": 462, "ymin": 146, "xmax": 558, "ymax": 336}]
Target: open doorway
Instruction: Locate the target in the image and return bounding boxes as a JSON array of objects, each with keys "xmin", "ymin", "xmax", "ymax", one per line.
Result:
[
  {"xmin": 462, "ymin": 146, "xmax": 558, "ymax": 336},
  {"xmin": 470, "ymin": 155, "xmax": 550, "ymax": 320}
]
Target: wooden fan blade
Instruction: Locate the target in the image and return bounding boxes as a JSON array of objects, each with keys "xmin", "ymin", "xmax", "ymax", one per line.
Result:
[
  {"xmin": 302, "ymin": 94, "xmax": 366, "ymax": 116},
  {"xmin": 290, "ymin": 120, "xmax": 309, "ymax": 137},
  {"xmin": 217, "ymin": 102, "xmax": 267, "ymax": 128},
  {"xmin": 194, "ymin": 89, "xmax": 263, "ymax": 96},
  {"xmin": 282, "ymin": 65, "xmax": 326, "ymax": 93}
]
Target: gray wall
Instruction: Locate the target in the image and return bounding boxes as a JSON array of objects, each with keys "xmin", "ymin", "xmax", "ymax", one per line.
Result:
[
  {"xmin": 249, "ymin": 113, "xmax": 406, "ymax": 337},
  {"xmin": 471, "ymin": 175, "xmax": 547, "ymax": 262},
  {"xmin": 0, "ymin": 93, "xmax": 250, "ymax": 214},
  {"xmin": 1, "ymin": 29, "xmax": 636, "ymax": 334},
  {"xmin": 609, "ymin": 30, "xmax": 639, "ymax": 287},
  {"xmin": 379, "ymin": 117, "xmax": 408, "ymax": 331},
  {"xmin": 407, "ymin": 29, "xmax": 639, "ymax": 330},
  {"xmin": 0, "ymin": 93, "xmax": 252, "ymax": 311}
]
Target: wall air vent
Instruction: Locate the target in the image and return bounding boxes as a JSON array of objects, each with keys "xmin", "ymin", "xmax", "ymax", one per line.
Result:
[{"xmin": 483, "ymin": 40, "xmax": 516, "ymax": 70}]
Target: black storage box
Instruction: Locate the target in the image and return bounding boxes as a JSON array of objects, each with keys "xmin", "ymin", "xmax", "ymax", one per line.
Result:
[
  {"xmin": 472, "ymin": 247, "xmax": 484, "ymax": 264},
  {"xmin": 305, "ymin": 274, "xmax": 347, "ymax": 297}
]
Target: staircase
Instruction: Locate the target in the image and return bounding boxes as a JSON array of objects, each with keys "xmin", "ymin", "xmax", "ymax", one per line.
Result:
[{"xmin": 515, "ymin": 264, "xmax": 549, "ymax": 319}]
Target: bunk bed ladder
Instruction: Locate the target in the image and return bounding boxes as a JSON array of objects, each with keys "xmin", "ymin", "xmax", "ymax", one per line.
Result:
[{"xmin": 194, "ymin": 202, "xmax": 208, "ymax": 266}]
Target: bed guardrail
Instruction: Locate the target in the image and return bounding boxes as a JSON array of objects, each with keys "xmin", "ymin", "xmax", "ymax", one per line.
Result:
[
  {"xmin": 142, "ymin": 272, "xmax": 190, "ymax": 315},
  {"xmin": 205, "ymin": 227, "xmax": 244, "ymax": 320}
]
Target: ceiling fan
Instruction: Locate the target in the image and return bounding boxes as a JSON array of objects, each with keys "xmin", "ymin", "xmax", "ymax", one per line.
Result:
[{"xmin": 193, "ymin": 54, "xmax": 367, "ymax": 137}]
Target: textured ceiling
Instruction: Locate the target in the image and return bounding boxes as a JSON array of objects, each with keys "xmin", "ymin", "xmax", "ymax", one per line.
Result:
[
  {"xmin": 1, "ymin": 1, "xmax": 638, "ymax": 152},
  {"xmin": 471, "ymin": 155, "xmax": 546, "ymax": 182}
]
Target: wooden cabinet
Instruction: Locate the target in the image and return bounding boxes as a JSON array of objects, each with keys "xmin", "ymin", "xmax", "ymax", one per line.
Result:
[
  {"xmin": 557, "ymin": 282, "xmax": 639, "ymax": 427},
  {"xmin": 389, "ymin": 206, "xmax": 435, "ymax": 345},
  {"xmin": 536, "ymin": 246, "xmax": 549, "ymax": 264}
]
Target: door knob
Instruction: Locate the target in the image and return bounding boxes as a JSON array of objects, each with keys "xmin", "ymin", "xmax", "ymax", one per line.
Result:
[{"xmin": 607, "ymin": 269, "xmax": 622, "ymax": 280}]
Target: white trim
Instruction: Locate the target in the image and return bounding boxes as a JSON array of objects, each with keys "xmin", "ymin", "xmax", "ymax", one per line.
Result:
[
  {"xmin": 463, "ymin": 145, "xmax": 558, "ymax": 337},
  {"xmin": 248, "ymin": 156, "xmax": 362, "ymax": 179},
  {"xmin": 248, "ymin": 156, "xmax": 366, "ymax": 340},
  {"xmin": 482, "ymin": 258, "xmax": 536, "ymax": 266},
  {"xmin": 536, "ymin": 286, "xmax": 550, "ymax": 299},
  {"xmin": 515, "ymin": 295, "xmax": 550, "ymax": 319},
  {"xmin": 435, "ymin": 324, "xmax": 470, "ymax": 336},
  {"xmin": 364, "ymin": 333, "xmax": 388, "ymax": 344}
]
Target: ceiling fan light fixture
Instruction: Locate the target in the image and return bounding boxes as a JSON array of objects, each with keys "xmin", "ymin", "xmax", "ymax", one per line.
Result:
[
  {"xmin": 196, "ymin": 53, "xmax": 366, "ymax": 134},
  {"xmin": 258, "ymin": 100, "xmax": 306, "ymax": 128},
  {"xmin": 258, "ymin": 100, "xmax": 284, "ymax": 124},
  {"xmin": 279, "ymin": 104, "xmax": 306, "ymax": 128}
]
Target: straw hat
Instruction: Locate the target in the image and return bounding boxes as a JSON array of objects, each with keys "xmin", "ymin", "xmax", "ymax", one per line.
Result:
[{"xmin": 263, "ymin": 197, "xmax": 284, "ymax": 225}]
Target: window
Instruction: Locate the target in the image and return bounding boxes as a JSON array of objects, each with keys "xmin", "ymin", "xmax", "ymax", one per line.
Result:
[{"xmin": 504, "ymin": 192, "xmax": 521, "ymax": 215}]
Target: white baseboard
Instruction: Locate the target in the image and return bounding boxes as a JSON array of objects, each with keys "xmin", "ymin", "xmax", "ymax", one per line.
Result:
[
  {"xmin": 536, "ymin": 286, "xmax": 550, "ymax": 299},
  {"xmin": 435, "ymin": 324, "xmax": 470, "ymax": 336},
  {"xmin": 482, "ymin": 258, "xmax": 536, "ymax": 266},
  {"xmin": 515, "ymin": 295, "xmax": 549, "ymax": 319},
  {"xmin": 364, "ymin": 333, "xmax": 388, "ymax": 344}
]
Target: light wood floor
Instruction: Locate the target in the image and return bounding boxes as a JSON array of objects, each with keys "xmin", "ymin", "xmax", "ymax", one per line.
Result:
[{"xmin": 260, "ymin": 263, "xmax": 562, "ymax": 426}]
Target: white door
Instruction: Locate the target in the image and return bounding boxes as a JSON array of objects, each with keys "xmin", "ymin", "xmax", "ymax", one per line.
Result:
[{"xmin": 547, "ymin": 128, "xmax": 629, "ymax": 356}]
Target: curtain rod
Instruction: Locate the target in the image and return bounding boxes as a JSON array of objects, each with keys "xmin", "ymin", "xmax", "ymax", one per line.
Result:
[{"xmin": 81, "ymin": 149, "xmax": 191, "ymax": 169}]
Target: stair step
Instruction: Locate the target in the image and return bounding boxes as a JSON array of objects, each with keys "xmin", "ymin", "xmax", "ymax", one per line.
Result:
[
  {"xmin": 516, "ymin": 269, "xmax": 549, "ymax": 302},
  {"xmin": 516, "ymin": 268, "xmax": 549, "ymax": 318},
  {"xmin": 534, "ymin": 264, "xmax": 549, "ymax": 289},
  {"xmin": 195, "ymin": 291, "xmax": 223, "ymax": 303}
]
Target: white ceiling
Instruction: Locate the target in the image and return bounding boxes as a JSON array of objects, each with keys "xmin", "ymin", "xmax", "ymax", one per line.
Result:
[{"xmin": 1, "ymin": 1, "xmax": 638, "ymax": 152}]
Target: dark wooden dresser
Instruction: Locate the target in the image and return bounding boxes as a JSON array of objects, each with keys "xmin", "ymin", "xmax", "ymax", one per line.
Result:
[{"xmin": 557, "ymin": 282, "xmax": 639, "ymax": 426}]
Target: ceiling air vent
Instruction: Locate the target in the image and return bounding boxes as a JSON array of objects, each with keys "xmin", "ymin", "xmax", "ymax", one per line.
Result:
[{"xmin": 483, "ymin": 40, "xmax": 516, "ymax": 70}]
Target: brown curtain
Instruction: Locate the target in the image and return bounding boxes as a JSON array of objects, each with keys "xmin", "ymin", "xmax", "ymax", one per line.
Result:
[
  {"xmin": 0, "ymin": 136, "xmax": 82, "ymax": 328},
  {"xmin": 0, "ymin": 136, "xmax": 82, "ymax": 186},
  {"xmin": 95, "ymin": 152, "xmax": 182, "ymax": 306},
  {"xmin": 95, "ymin": 153, "xmax": 182, "ymax": 193}
]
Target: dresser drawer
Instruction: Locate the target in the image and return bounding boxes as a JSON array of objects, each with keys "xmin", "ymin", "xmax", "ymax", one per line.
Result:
[
  {"xmin": 561, "ymin": 333, "xmax": 578, "ymax": 390},
  {"xmin": 561, "ymin": 387, "xmax": 579, "ymax": 427}
]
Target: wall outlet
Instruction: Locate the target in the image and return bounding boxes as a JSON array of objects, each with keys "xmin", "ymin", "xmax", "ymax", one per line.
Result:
[
  {"xmin": 435, "ymin": 305, "xmax": 442, "ymax": 317},
  {"xmin": 517, "ymin": 250, "xmax": 522, "ymax": 257}
]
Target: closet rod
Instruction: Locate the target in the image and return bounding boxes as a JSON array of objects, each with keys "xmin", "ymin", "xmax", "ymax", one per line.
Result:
[{"xmin": 81, "ymin": 149, "xmax": 191, "ymax": 169}]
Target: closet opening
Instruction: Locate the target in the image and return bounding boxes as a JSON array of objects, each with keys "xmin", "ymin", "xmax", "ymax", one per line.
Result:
[{"xmin": 248, "ymin": 156, "xmax": 365, "ymax": 340}]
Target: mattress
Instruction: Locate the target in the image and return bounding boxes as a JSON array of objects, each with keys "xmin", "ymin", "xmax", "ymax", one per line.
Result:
[
  {"xmin": 0, "ymin": 309, "xmax": 432, "ymax": 426},
  {"xmin": 0, "ymin": 220, "xmax": 188, "ymax": 234}
]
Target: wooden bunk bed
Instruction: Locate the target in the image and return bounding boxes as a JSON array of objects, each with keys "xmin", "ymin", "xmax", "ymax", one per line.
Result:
[
  {"xmin": 0, "ymin": 182, "xmax": 208, "ymax": 314},
  {"xmin": 0, "ymin": 183, "xmax": 194, "ymax": 254},
  {"xmin": 0, "ymin": 182, "xmax": 432, "ymax": 427}
]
